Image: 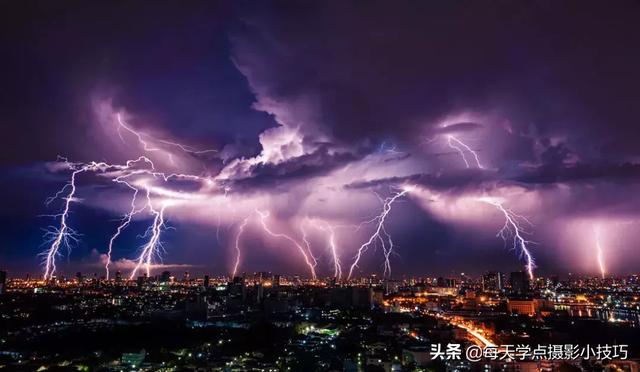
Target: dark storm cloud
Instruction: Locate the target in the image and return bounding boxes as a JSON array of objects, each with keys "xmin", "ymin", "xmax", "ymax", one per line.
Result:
[
  {"xmin": 346, "ymin": 160, "xmax": 640, "ymax": 195},
  {"xmin": 4, "ymin": 1, "xmax": 640, "ymax": 277},
  {"xmin": 227, "ymin": 146, "xmax": 362, "ymax": 192},
  {"xmin": 1, "ymin": 1, "xmax": 273, "ymax": 165},
  {"xmin": 231, "ymin": 0, "xmax": 640, "ymax": 161},
  {"xmin": 344, "ymin": 175, "xmax": 422, "ymax": 190},
  {"xmin": 345, "ymin": 169, "xmax": 496, "ymax": 192},
  {"xmin": 515, "ymin": 162, "xmax": 640, "ymax": 185}
]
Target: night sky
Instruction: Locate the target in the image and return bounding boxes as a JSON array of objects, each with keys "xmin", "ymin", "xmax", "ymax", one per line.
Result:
[{"xmin": 2, "ymin": 1, "xmax": 640, "ymax": 279}]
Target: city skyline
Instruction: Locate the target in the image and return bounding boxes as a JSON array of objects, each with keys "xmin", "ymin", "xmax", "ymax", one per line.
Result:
[
  {"xmin": 3, "ymin": 2, "xmax": 640, "ymax": 279},
  {"xmin": 2, "ymin": 265, "xmax": 637, "ymax": 370}
]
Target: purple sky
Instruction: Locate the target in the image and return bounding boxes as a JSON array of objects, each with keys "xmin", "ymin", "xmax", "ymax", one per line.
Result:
[{"xmin": 2, "ymin": 1, "xmax": 640, "ymax": 279}]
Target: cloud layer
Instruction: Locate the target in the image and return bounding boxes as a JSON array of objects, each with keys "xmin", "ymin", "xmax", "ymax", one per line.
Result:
[{"xmin": 3, "ymin": 1, "xmax": 640, "ymax": 278}]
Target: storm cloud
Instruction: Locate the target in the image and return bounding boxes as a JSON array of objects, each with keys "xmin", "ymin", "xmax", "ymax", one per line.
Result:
[{"xmin": 3, "ymin": 1, "xmax": 640, "ymax": 277}]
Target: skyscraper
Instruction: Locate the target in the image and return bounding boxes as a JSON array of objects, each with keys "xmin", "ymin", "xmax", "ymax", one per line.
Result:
[
  {"xmin": 160, "ymin": 271, "xmax": 171, "ymax": 283},
  {"xmin": 482, "ymin": 271, "xmax": 505, "ymax": 292},
  {"xmin": 0, "ymin": 270, "xmax": 6, "ymax": 295},
  {"xmin": 509, "ymin": 271, "xmax": 530, "ymax": 294}
]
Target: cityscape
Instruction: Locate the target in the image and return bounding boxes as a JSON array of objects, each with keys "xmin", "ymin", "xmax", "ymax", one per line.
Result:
[
  {"xmin": 0, "ymin": 270, "xmax": 638, "ymax": 371},
  {"xmin": 3, "ymin": 1, "xmax": 640, "ymax": 371}
]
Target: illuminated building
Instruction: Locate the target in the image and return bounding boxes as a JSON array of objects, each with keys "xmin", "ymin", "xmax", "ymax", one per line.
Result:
[
  {"xmin": 437, "ymin": 277, "xmax": 458, "ymax": 288},
  {"xmin": 482, "ymin": 271, "xmax": 505, "ymax": 292},
  {"xmin": 507, "ymin": 299, "xmax": 537, "ymax": 316}
]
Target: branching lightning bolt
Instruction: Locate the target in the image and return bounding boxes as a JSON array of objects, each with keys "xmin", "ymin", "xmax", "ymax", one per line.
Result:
[
  {"xmin": 323, "ymin": 224, "xmax": 342, "ymax": 280},
  {"xmin": 45, "ymin": 113, "xmax": 358, "ymax": 281},
  {"xmin": 104, "ymin": 179, "xmax": 143, "ymax": 280},
  {"xmin": 39, "ymin": 109, "xmax": 548, "ymax": 283},
  {"xmin": 116, "ymin": 114, "xmax": 216, "ymax": 162},
  {"xmin": 320, "ymin": 222, "xmax": 342, "ymax": 280},
  {"xmin": 41, "ymin": 164, "xmax": 85, "ymax": 280},
  {"xmin": 299, "ymin": 224, "xmax": 319, "ymax": 274},
  {"xmin": 41, "ymin": 153, "xmax": 205, "ymax": 280},
  {"xmin": 117, "ymin": 114, "xmax": 162, "ymax": 153},
  {"xmin": 42, "ymin": 159, "xmax": 148, "ymax": 280},
  {"xmin": 348, "ymin": 187, "xmax": 411, "ymax": 280},
  {"xmin": 305, "ymin": 219, "xmax": 342, "ymax": 280},
  {"xmin": 255, "ymin": 210, "xmax": 317, "ymax": 279},
  {"xmin": 447, "ymin": 135, "xmax": 483, "ymax": 169},
  {"xmin": 42, "ymin": 100, "xmax": 232, "ymax": 281},
  {"xmin": 477, "ymin": 197, "xmax": 536, "ymax": 279},
  {"xmin": 129, "ymin": 196, "xmax": 170, "ymax": 280}
]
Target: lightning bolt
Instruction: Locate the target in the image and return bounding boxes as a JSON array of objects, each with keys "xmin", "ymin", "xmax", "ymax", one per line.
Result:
[
  {"xmin": 116, "ymin": 114, "xmax": 216, "ymax": 162},
  {"xmin": 305, "ymin": 219, "xmax": 343, "ymax": 280},
  {"xmin": 41, "ymin": 154, "xmax": 202, "ymax": 280},
  {"xmin": 42, "ymin": 109, "xmax": 519, "ymax": 282},
  {"xmin": 447, "ymin": 135, "xmax": 483, "ymax": 169},
  {"xmin": 42, "ymin": 108, "xmax": 226, "ymax": 280},
  {"xmin": 42, "ymin": 159, "xmax": 145, "ymax": 280},
  {"xmin": 255, "ymin": 210, "xmax": 317, "ymax": 279},
  {"xmin": 158, "ymin": 139, "xmax": 218, "ymax": 156},
  {"xmin": 300, "ymin": 223, "xmax": 319, "ymax": 274},
  {"xmin": 117, "ymin": 114, "xmax": 162, "ymax": 153},
  {"xmin": 41, "ymin": 163, "xmax": 85, "ymax": 280},
  {"xmin": 129, "ymin": 196, "xmax": 171, "ymax": 280},
  {"xmin": 348, "ymin": 186, "xmax": 412, "ymax": 280},
  {"xmin": 477, "ymin": 197, "xmax": 536, "ymax": 280},
  {"xmin": 594, "ymin": 226, "xmax": 606, "ymax": 279},
  {"xmin": 320, "ymin": 222, "xmax": 342, "ymax": 280},
  {"xmin": 231, "ymin": 217, "xmax": 249, "ymax": 279},
  {"xmin": 323, "ymin": 224, "xmax": 342, "ymax": 280},
  {"xmin": 104, "ymin": 180, "xmax": 142, "ymax": 280}
]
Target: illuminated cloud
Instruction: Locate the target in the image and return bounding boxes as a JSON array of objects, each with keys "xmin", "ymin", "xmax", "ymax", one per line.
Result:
[{"xmin": 3, "ymin": 1, "xmax": 640, "ymax": 277}]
